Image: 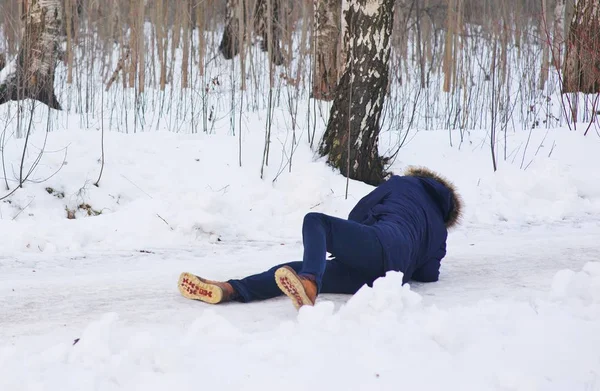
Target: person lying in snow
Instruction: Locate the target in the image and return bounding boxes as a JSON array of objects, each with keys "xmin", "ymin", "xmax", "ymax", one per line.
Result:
[{"xmin": 178, "ymin": 166, "xmax": 463, "ymax": 310}]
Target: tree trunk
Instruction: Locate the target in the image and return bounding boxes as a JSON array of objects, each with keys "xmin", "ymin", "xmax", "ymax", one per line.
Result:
[
  {"xmin": 0, "ymin": 0, "xmax": 63, "ymax": 110},
  {"xmin": 552, "ymin": 0, "xmax": 566, "ymax": 68},
  {"xmin": 562, "ymin": 0, "xmax": 600, "ymax": 94},
  {"xmin": 219, "ymin": 0, "xmax": 246, "ymax": 60},
  {"xmin": 318, "ymin": 0, "xmax": 394, "ymax": 186},
  {"xmin": 539, "ymin": 0, "xmax": 549, "ymax": 89},
  {"xmin": 312, "ymin": 0, "xmax": 342, "ymax": 100},
  {"xmin": 253, "ymin": 0, "xmax": 284, "ymax": 65},
  {"xmin": 219, "ymin": 0, "xmax": 283, "ymax": 65}
]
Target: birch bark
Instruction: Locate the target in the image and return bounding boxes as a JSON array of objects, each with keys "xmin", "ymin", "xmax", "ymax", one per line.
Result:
[
  {"xmin": 0, "ymin": 0, "xmax": 63, "ymax": 109},
  {"xmin": 318, "ymin": 0, "xmax": 394, "ymax": 185}
]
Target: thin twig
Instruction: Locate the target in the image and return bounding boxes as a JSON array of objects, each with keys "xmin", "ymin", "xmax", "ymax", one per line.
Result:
[
  {"xmin": 12, "ymin": 196, "xmax": 35, "ymax": 220},
  {"xmin": 121, "ymin": 174, "xmax": 153, "ymax": 199},
  {"xmin": 94, "ymin": 87, "xmax": 106, "ymax": 186},
  {"xmin": 156, "ymin": 214, "xmax": 173, "ymax": 230}
]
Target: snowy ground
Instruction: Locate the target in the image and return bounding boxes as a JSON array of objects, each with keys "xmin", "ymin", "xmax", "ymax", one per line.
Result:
[
  {"xmin": 1, "ymin": 110, "xmax": 600, "ymax": 390},
  {"xmin": 1, "ymin": 228, "xmax": 599, "ymax": 390}
]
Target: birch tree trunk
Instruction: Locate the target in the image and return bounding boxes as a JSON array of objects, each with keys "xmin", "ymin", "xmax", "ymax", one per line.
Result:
[
  {"xmin": 552, "ymin": 0, "xmax": 566, "ymax": 68},
  {"xmin": 0, "ymin": 0, "xmax": 63, "ymax": 110},
  {"xmin": 562, "ymin": 0, "xmax": 600, "ymax": 93},
  {"xmin": 318, "ymin": 0, "xmax": 394, "ymax": 186},
  {"xmin": 312, "ymin": 0, "xmax": 342, "ymax": 100}
]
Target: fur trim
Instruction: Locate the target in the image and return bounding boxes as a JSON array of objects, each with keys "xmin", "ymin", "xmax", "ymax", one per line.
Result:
[{"xmin": 404, "ymin": 166, "xmax": 463, "ymax": 228}]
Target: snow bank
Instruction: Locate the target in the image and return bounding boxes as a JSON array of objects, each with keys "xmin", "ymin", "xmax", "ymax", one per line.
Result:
[
  {"xmin": 0, "ymin": 129, "xmax": 367, "ymax": 253},
  {"xmin": 385, "ymin": 129, "xmax": 600, "ymax": 228},
  {"xmin": 2, "ymin": 265, "xmax": 599, "ymax": 390},
  {"xmin": 0, "ymin": 123, "xmax": 599, "ymax": 253}
]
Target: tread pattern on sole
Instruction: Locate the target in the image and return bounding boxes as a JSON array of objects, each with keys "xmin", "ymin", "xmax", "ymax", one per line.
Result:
[
  {"xmin": 274, "ymin": 267, "xmax": 314, "ymax": 310},
  {"xmin": 178, "ymin": 272, "xmax": 223, "ymax": 304}
]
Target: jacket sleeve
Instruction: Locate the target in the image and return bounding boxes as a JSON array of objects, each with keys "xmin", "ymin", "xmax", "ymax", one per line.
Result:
[
  {"xmin": 411, "ymin": 241, "xmax": 446, "ymax": 283},
  {"xmin": 348, "ymin": 177, "xmax": 394, "ymax": 223}
]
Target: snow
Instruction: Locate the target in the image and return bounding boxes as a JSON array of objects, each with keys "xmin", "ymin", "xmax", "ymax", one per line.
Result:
[
  {"xmin": 0, "ymin": 124, "xmax": 599, "ymax": 254},
  {"xmin": 550, "ymin": 262, "xmax": 600, "ymax": 306},
  {"xmin": 0, "ymin": 58, "xmax": 16, "ymax": 85},
  {"xmin": 1, "ymin": 258, "xmax": 599, "ymax": 390},
  {"xmin": 1, "ymin": 33, "xmax": 600, "ymax": 391},
  {"xmin": 0, "ymin": 121, "xmax": 599, "ymax": 390}
]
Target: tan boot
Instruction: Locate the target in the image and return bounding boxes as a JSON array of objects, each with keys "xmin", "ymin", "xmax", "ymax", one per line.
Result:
[
  {"xmin": 178, "ymin": 272, "xmax": 237, "ymax": 304},
  {"xmin": 274, "ymin": 266, "xmax": 318, "ymax": 310}
]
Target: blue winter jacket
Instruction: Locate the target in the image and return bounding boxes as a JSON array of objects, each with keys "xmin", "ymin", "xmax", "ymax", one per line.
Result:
[{"xmin": 347, "ymin": 167, "xmax": 462, "ymax": 284}]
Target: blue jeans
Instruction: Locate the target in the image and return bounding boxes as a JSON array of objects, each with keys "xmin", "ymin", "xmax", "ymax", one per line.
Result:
[{"xmin": 228, "ymin": 212, "xmax": 386, "ymax": 302}]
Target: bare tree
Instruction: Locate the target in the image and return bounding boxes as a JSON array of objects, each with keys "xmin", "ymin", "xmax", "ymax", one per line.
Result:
[
  {"xmin": 219, "ymin": 0, "xmax": 284, "ymax": 65},
  {"xmin": 312, "ymin": 0, "xmax": 342, "ymax": 100},
  {"xmin": 562, "ymin": 0, "xmax": 600, "ymax": 93},
  {"xmin": 0, "ymin": 0, "xmax": 63, "ymax": 109},
  {"xmin": 318, "ymin": 0, "xmax": 394, "ymax": 186},
  {"xmin": 219, "ymin": 0, "xmax": 247, "ymax": 59},
  {"xmin": 253, "ymin": 0, "xmax": 284, "ymax": 65}
]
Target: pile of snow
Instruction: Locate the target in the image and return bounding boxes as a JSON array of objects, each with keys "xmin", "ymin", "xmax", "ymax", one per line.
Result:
[
  {"xmin": 0, "ymin": 128, "xmax": 366, "ymax": 253},
  {"xmin": 550, "ymin": 262, "xmax": 600, "ymax": 307},
  {"xmin": 1, "ymin": 264, "xmax": 599, "ymax": 390}
]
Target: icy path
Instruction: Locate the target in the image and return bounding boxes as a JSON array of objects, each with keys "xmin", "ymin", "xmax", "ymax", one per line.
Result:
[
  {"xmin": 2, "ymin": 222, "xmax": 599, "ymax": 339},
  {"xmin": 1, "ymin": 223, "xmax": 600, "ymax": 390}
]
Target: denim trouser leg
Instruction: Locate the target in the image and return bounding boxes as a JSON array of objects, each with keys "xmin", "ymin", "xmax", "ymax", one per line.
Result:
[
  {"xmin": 298, "ymin": 212, "xmax": 385, "ymax": 291},
  {"xmin": 228, "ymin": 213, "xmax": 385, "ymax": 303},
  {"xmin": 228, "ymin": 261, "xmax": 302, "ymax": 303}
]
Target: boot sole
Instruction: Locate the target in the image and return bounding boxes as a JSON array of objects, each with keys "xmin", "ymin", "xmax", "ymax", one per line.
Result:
[
  {"xmin": 274, "ymin": 266, "xmax": 314, "ymax": 310},
  {"xmin": 178, "ymin": 272, "xmax": 223, "ymax": 304}
]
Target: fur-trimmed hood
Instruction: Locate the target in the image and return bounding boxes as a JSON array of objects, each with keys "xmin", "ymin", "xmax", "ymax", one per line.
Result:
[{"xmin": 404, "ymin": 166, "xmax": 463, "ymax": 229}]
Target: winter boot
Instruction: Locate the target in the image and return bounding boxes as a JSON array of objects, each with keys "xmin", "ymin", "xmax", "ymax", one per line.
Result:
[
  {"xmin": 178, "ymin": 272, "xmax": 237, "ymax": 304},
  {"xmin": 274, "ymin": 266, "xmax": 317, "ymax": 310}
]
